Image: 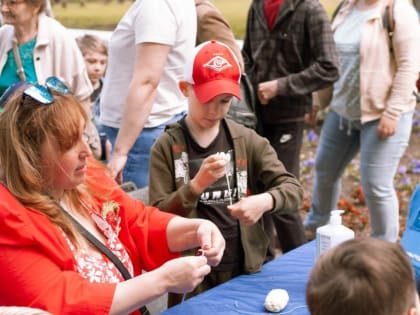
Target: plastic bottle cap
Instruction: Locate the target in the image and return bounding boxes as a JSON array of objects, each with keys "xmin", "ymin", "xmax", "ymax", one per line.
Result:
[{"xmin": 330, "ymin": 210, "xmax": 344, "ymax": 225}]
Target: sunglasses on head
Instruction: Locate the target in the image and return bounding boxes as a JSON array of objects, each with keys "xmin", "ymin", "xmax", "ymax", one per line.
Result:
[
  {"xmin": 22, "ymin": 76, "xmax": 71, "ymax": 105},
  {"xmin": 0, "ymin": 77, "xmax": 70, "ymax": 110}
]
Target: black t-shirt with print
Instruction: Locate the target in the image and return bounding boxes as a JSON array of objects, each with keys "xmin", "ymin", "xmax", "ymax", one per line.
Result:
[{"xmin": 180, "ymin": 118, "xmax": 244, "ymax": 272}]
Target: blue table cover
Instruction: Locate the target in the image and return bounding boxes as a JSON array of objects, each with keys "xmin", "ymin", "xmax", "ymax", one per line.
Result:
[{"xmin": 161, "ymin": 241, "xmax": 315, "ymax": 315}]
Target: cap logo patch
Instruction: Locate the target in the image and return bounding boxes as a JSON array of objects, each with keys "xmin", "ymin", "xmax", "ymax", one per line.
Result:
[{"xmin": 203, "ymin": 56, "xmax": 232, "ymax": 72}]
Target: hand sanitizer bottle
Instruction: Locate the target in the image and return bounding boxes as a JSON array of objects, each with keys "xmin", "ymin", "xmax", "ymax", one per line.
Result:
[{"xmin": 316, "ymin": 210, "xmax": 354, "ymax": 257}]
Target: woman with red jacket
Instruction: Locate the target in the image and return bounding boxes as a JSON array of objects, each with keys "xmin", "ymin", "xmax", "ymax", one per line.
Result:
[{"xmin": 0, "ymin": 79, "xmax": 225, "ymax": 315}]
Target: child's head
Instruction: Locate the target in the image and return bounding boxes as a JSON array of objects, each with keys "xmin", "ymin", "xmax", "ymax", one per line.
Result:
[
  {"xmin": 306, "ymin": 237, "xmax": 420, "ymax": 315},
  {"xmin": 76, "ymin": 34, "xmax": 108, "ymax": 87},
  {"xmin": 181, "ymin": 40, "xmax": 241, "ymax": 102},
  {"xmin": 179, "ymin": 40, "xmax": 241, "ymax": 125}
]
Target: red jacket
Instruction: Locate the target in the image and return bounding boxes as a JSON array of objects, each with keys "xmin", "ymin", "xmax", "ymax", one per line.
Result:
[{"xmin": 0, "ymin": 161, "xmax": 178, "ymax": 314}]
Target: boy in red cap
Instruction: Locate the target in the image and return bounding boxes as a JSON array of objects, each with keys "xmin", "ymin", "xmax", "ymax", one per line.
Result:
[{"xmin": 148, "ymin": 40, "xmax": 303, "ymax": 306}]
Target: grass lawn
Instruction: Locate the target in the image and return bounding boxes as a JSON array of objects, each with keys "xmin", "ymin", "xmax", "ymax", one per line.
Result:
[{"xmin": 52, "ymin": 0, "xmax": 338, "ymax": 39}]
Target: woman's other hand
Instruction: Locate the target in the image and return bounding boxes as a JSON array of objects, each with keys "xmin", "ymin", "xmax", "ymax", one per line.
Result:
[
  {"xmin": 159, "ymin": 256, "xmax": 211, "ymax": 294},
  {"xmin": 196, "ymin": 220, "xmax": 225, "ymax": 267},
  {"xmin": 377, "ymin": 115, "xmax": 397, "ymax": 138}
]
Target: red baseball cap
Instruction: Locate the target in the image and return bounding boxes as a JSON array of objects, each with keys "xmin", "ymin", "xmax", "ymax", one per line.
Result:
[{"xmin": 184, "ymin": 40, "xmax": 241, "ymax": 104}]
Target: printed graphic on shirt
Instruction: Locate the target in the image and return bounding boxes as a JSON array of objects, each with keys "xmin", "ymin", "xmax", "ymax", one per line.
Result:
[
  {"xmin": 174, "ymin": 151, "xmax": 190, "ymax": 184},
  {"xmin": 197, "ymin": 150, "xmax": 236, "ymax": 205},
  {"xmin": 174, "ymin": 150, "xmax": 236, "ymax": 204}
]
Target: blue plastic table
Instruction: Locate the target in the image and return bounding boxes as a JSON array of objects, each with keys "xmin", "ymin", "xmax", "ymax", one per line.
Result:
[{"xmin": 161, "ymin": 241, "xmax": 315, "ymax": 315}]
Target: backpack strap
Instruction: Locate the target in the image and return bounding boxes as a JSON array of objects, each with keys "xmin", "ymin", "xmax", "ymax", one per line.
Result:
[
  {"xmin": 331, "ymin": 0, "xmax": 345, "ymax": 22},
  {"xmin": 383, "ymin": 0, "xmax": 395, "ymax": 52}
]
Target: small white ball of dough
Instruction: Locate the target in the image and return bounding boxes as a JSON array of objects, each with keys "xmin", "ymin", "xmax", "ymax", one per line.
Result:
[{"xmin": 264, "ymin": 289, "xmax": 289, "ymax": 313}]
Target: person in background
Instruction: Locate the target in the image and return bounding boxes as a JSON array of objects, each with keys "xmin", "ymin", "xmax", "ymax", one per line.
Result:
[
  {"xmin": 99, "ymin": 0, "xmax": 196, "ymax": 189},
  {"xmin": 195, "ymin": 0, "xmax": 244, "ymax": 70},
  {"xmin": 0, "ymin": 79, "xmax": 225, "ymax": 314},
  {"xmin": 0, "ymin": 0, "xmax": 103, "ymax": 159},
  {"xmin": 307, "ymin": 237, "xmax": 420, "ymax": 315},
  {"xmin": 304, "ymin": 0, "xmax": 420, "ymax": 242},
  {"xmin": 149, "ymin": 40, "xmax": 303, "ymax": 306},
  {"xmin": 0, "ymin": 0, "xmax": 91, "ymax": 105},
  {"xmin": 76, "ymin": 34, "xmax": 112, "ymax": 162},
  {"xmin": 76, "ymin": 34, "xmax": 108, "ymax": 128},
  {"xmin": 242, "ymin": 0, "xmax": 340, "ymax": 253}
]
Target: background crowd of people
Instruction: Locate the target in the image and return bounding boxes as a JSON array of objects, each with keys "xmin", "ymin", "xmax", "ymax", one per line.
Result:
[{"xmin": 0, "ymin": 0, "xmax": 419, "ymax": 314}]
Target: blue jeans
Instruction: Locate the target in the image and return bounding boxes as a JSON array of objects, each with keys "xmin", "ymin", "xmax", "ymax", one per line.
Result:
[
  {"xmin": 304, "ymin": 110, "xmax": 413, "ymax": 241},
  {"xmin": 102, "ymin": 112, "xmax": 185, "ymax": 189}
]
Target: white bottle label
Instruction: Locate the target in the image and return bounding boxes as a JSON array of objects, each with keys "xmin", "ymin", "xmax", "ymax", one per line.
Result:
[
  {"xmin": 316, "ymin": 232, "xmax": 331, "ymax": 256},
  {"xmin": 316, "ymin": 230, "xmax": 354, "ymax": 256}
]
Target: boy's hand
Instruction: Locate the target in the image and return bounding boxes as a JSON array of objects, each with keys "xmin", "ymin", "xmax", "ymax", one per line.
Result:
[
  {"xmin": 190, "ymin": 154, "xmax": 227, "ymax": 194},
  {"xmin": 227, "ymin": 193, "xmax": 274, "ymax": 226}
]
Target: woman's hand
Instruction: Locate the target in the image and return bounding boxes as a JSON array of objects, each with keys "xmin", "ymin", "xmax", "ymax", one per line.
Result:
[
  {"xmin": 190, "ymin": 154, "xmax": 228, "ymax": 194},
  {"xmin": 377, "ymin": 115, "xmax": 397, "ymax": 138},
  {"xmin": 227, "ymin": 193, "xmax": 274, "ymax": 226},
  {"xmin": 195, "ymin": 220, "xmax": 225, "ymax": 267},
  {"xmin": 159, "ymin": 256, "xmax": 211, "ymax": 294}
]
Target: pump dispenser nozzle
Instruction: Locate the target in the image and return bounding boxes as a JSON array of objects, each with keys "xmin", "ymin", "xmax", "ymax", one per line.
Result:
[{"xmin": 330, "ymin": 210, "xmax": 345, "ymax": 225}]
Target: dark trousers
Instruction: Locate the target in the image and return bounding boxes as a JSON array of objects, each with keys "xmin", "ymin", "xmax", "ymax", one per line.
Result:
[{"xmin": 262, "ymin": 121, "xmax": 307, "ymax": 252}]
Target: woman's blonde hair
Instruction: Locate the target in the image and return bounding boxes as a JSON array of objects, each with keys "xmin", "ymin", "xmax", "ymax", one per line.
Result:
[{"xmin": 0, "ymin": 88, "xmax": 91, "ymax": 244}]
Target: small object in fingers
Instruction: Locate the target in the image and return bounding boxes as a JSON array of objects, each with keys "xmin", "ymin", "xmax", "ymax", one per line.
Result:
[
  {"xmin": 215, "ymin": 152, "xmax": 230, "ymax": 162},
  {"xmin": 196, "ymin": 249, "xmax": 206, "ymax": 256}
]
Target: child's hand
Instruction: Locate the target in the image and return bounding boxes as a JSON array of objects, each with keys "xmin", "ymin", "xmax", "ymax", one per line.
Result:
[
  {"xmin": 190, "ymin": 154, "xmax": 228, "ymax": 194},
  {"xmin": 227, "ymin": 193, "xmax": 274, "ymax": 226}
]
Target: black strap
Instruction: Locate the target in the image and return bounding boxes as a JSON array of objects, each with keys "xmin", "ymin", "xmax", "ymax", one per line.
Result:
[{"xmin": 60, "ymin": 206, "xmax": 150, "ymax": 315}]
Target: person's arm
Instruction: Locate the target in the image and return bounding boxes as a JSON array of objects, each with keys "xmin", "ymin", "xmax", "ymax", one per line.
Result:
[
  {"xmin": 377, "ymin": 4, "xmax": 420, "ymax": 139},
  {"xmin": 0, "ymin": 227, "xmax": 220, "ymax": 315},
  {"xmin": 148, "ymin": 131, "xmax": 200, "ymax": 216},
  {"xmin": 227, "ymin": 128, "xmax": 303, "ymax": 224},
  {"xmin": 196, "ymin": 1, "xmax": 244, "ymax": 71},
  {"xmin": 108, "ymin": 43, "xmax": 171, "ymax": 182},
  {"xmin": 381, "ymin": 3, "xmax": 420, "ymax": 122},
  {"xmin": 165, "ymin": 216, "xmax": 225, "ymax": 265},
  {"xmin": 110, "ymin": 216, "xmax": 224, "ymax": 315},
  {"xmin": 0, "ymin": 244, "xmax": 116, "ymax": 314},
  {"xmin": 258, "ymin": 2, "xmax": 339, "ymax": 103},
  {"xmin": 241, "ymin": 5, "xmax": 255, "ymax": 74},
  {"xmin": 149, "ymin": 133, "xmax": 227, "ymax": 217}
]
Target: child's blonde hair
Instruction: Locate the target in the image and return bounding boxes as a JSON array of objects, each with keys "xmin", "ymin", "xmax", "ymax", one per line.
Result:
[{"xmin": 76, "ymin": 34, "xmax": 108, "ymax": 56}]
